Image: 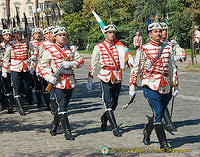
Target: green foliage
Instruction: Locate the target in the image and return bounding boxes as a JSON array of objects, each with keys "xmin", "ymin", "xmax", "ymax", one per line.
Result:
[{"xmin": 60, "ymin": 0, "xmax": 200, "ymax": 50}]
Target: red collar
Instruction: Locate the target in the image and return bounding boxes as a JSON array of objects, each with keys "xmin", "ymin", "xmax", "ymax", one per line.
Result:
[
  {"xmin": 55, "ymin": 43, "xmax": 64, "ymax": 48},
  {"xmin": 104, "ymin": 39, "xmax": 114, "ymax": 46}
]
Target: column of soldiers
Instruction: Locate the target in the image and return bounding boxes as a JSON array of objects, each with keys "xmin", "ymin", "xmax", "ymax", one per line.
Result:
[{"xmin": 0, "ymin": 21, "xmax": 187, "ymax": 150}]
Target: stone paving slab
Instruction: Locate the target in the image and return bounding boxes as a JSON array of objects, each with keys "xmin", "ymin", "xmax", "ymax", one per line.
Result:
[{"xmin": 0, "ymin": 54, "xmax": 200, "ymax": 157}]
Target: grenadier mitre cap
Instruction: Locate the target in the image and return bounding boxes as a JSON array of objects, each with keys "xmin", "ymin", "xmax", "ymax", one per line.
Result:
[
  {"xmin": 43, "ymin": 28, "xmax": 49, "ymax": 35},
  {"xmin": 2, "ymin": 29, "xmax": 11, "ymax": 35},
  {"xmin": 48, "ymin": 26, "xmax": 55, "ymax": 33},
  {"xmin": 104, "ymin": 24, "xmax": 117, "ymax": 33},
  {"xmin": 13, "ymin": 27, "xmax": 23, "ymax": 33},
  {"xmin": 161, "ymin": 22, "xmax": 168, "ymax": 30},
  {"xmin": 32, "ymin": 28, "xmax": 41, "ymax": 35},
  {"xmin": 53, "ymin": 27, "xmax": 66, "ymax": 36},
  {"xmin": 148, "ymin": 22, "xmax": 162, "ymax": 31}
]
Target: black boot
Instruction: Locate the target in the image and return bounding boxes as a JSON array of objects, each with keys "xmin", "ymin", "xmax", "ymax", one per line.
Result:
[
  {"xmin": 59, "ymin": 113, "xmax": 75, "ymax": 140},
  {"xmin": 6, "ymin": 94, "xmax": 14, "ymax": 114},
  {"xmin": 101, "ymin": 111, "xmax": 108, "ymax": 131},
  {"xmin": 107, "ymin": 110, "xmax": 122, "ymax": 137},
  {"xmin": 50, "ymin": 105, "xmax": 60, "ymax": 136},
  {"xmin": 36, "ymin": 91, "xmax": 42, "ymax": 108},
  {"xmin": 43, "ymin": 92, "xmax": 50, "ymax": 111},
  {"xmin": 15, "ymin": 96, "xmax": 26, "ymax": 116},
  {"xmin": 164, "ymin": 108, "xmax": 177, "ymax": 132},
  {"xmin": 154, "ymin": 124, "xmax": 170, "ymax": 152},
  {"xmin": 143, "ymin": 117, "xmax": 154, "ymax": 145}
]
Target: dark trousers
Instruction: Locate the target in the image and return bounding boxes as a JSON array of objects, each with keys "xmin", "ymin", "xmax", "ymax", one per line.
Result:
[
  {"xmin": 31, "ymin": 72, "xmax": 42, "ymax": 91},
  {"xmin": 143, "ymin": 86, "xmax": 172, "ymax": 124},
  {"xmin": 2, "ymin": 73, "xmax": 13, "ymax": 95},
  {"xmin": 101, "ymin": 80, "xmax": 121, "ymax": 111},
  {"xmin": 11, "ymin": 71, "xmax": 31, "ymax": 97},
  {"xmin": 54, "ymin": 88, "xmax": 73, "ymax": 113},
  {"xmin": 194, "ymin": 42, "xmax": 199, "ymax": 54}
]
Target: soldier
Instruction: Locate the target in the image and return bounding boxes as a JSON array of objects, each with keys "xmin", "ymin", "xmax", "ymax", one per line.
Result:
[
  {"xmin": 194, "ymin": 26, "xmax": 200, "ymax": 54},
  {"xmin": 160, "ymin": 22, "xmax": 187, "ymax": 132},
  {"xmin": 38, "ymin": 27, "xmax": 84, "ymax": 140},
  {"xmin": 133, "ymin": 32, "xmax": 142, "ymax": 50},
  {"xmin": 29, "ymin": 28, "xmax": 43, "ymax": 108},
  {"xmin": 0, "ymin": 29, "xmax": 14, "ymax": 113},
  {"xmin": 2, "ymin": 27, "xmax": 37, "ymax": 116},
  {"xmin": 86, "ymin": 24, "xmax": 134, "ymax": 137},
  {"xmin": 36, "ymin": 26, "xmax": 55, "ymax": 112},
  {"xmin": 129, "ymin": 22, "xmax": 178, "ymax": 151}
]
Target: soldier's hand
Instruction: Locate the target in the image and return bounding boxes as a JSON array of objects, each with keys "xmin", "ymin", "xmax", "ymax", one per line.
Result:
[
  {"xmin": 86, "ymin": 83, "xmax": 92, "ymax": 90},
  {"xmin": 128, "ymin": 55, "xmax": 134, "ymax": 66},
  {"xmin": 62, "ymin": 61, "xmax": 72, "ymax": 69},
  {"xmin": 2, "ymin": 73, "xmax": 7, "ymax": 78},
  {"xmin": 172, "ymin": 88, "xmax": 179, "ymax": 97},
  {"xmin": 49, "ymin": 76, "xmax": 57, "ymax": 85}
]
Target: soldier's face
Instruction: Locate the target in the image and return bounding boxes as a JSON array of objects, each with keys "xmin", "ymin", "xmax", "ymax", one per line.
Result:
[
  {"xmin": 55, "ymin": 33, "xmax": 66, "ymax": 46},
  {"xmin": 3, "ymin": 34, "xmax": 11, "ymax": 41},
  {"xmin": 43, "ymin": 33, "xmax": 48, "ymax": 40},
  {"xmin": 162, "ymin": 29, "xmax": 168, "ymax": 39},
  {"xmin": 149, "ymin": 29, "xmax": 161, "ymax": 42},
  {"xmin": 15, "ymin": 32, "xmax": 22, "ymax": 40},
  {"xmin": 105, "ymin": 31, "xmax": 116, "ymax": 41},
  {"xmin": 49, "ymin": 32, "xmax": 54, "ymax": 41},
  {"xmin": 33, "ymin": 32, "xmax": 40, "ymax": 40}
]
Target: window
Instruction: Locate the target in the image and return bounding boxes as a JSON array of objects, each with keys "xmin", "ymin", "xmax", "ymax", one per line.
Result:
[
  {"xmin": 44, "ymin": 1, "xmax": 51, "ymax": 9},
  {"xmin": 2, "ymin": 7, "xmax": 6, "ymax": 18},
  {"xmin": 16, "ymin": 6, "xmax": 20, "ymax": 16},
  {"xmin": 28, "ymin": 6, "xmax": 33, "ymax": 17},
  {"xmin": 39, "ymin": 3, "xmax": 44, "ymax": 11}
]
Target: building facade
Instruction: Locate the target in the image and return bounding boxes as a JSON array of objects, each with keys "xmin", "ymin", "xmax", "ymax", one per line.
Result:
[{"xmin": 0, "ymin": 0, "xmax": 62, "ymax": 30}]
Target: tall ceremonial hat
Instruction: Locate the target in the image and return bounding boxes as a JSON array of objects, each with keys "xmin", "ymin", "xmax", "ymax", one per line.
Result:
[
  {"xmin": 43, "ymin": 28, "xmax": 49, "ymax": 35},
  {"xmin": 53, "ymin": 27, "xmax": 66, "ymax": 36},
  {"xmin": 2, "ymin": 29, "xmax": 11, "ymax": 35},
  {"xmin": 161, "ymin": 22, "xmax": 168, "ymax": 30},
  {"xmin": 48, "ymin": 26, "xmax": 55, "ymax": 33},
  {"xmin": 103, "ymin": 24, "xmax": 117, "ymax": 33},
  {"xmin": 148, "ymin": 22, "xmax": 162, "ymax": 31},
  {"xmin": 32, "ymin": 28, "xmax": 41, "ymax": 35},
  {"xmin": 13, "ymin": 27, "xmax": 23, "ymax": 33}
]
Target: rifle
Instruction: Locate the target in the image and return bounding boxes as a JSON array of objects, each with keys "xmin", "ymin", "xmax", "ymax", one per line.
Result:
[
  {"xmin": 16, "ymin": 6, "xmax": 20, "ymax": 26},
  {"xmin": 13, "ymin": 18, "xmax": 16, "ymax": 28},
  {"xmin": 23, "ymin": 13, "xmax": 30, "ymax": 59},
  {"xmin": 55, "ymin": 3, "xmax": 61, "ymax": 25},
  {"xmin": 45, "ymin": 45, "xmax": 79, "ymax": 92}
]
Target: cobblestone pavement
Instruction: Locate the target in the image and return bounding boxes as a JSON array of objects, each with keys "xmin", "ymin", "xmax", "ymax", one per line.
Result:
[{"xmin": 0, "ymin": 54, "xmax": 200, "ymax": 157}]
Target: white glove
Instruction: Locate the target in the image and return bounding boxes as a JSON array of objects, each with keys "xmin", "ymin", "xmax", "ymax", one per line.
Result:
[
  {"xmin": 49, "ymin": 76, "xmax": 57, "ymax": 85},
  {"xmin": 174, "ymin": 56, "xmax": 180, "ymax": 62},
  {"xmin": 86, "ymin": 83, "xmax": 92, "ymax": 90},
  {"xmin": 30, "ymin": 69, "xmax": 34, "ymax": 75},
  {"xmin": 129, "ymin": 89, "xmax": 136, "ymax": 99},
  {"xmin": 28, "ymin": 56, "xmax": 34, "ymax": 63},
  {"xmin": 36, "ymin": 72, "xmax": 40, "ymax": 77},
  {"xmin": 172, "ymin": 88, "xmax": 179, "ymax": 97},
  {"xmin": 62, "ymin": 61, "xmax": 72, "ymax": 69},
  {"xmin": 128, "ymin": 55, "xmax": 134, "ymax": 66},
  {"xmin": 2, "ymin": 73, "xmax": 7, "ymax": 78}
]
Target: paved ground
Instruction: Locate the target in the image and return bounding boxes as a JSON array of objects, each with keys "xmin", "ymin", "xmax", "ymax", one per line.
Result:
[{"xmin": 0, "ymin": 54, "xmax": 200, "ymax": 157}]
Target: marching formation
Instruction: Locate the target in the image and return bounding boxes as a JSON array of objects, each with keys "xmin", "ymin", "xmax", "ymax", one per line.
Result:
[{"xmin": 0, "ymin": 21, "xmax": 188, "ymax": 151}]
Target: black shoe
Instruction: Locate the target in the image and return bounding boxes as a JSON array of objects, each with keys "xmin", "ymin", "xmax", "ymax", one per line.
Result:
[
  {"xmin": 101, "ymin": 112, "xmax": 107, "ymax": 131},
  {"xmin": 64, "ymin": 131, "xmax": 75, "ymax": 140},
  {"xmin": 8, "ymin": 108, "xmax": 14, "ymax": 114},
  {"xmin": 160, "ymin": 143, "xmax": 171, "ymax": 152},
  {"xmin": 113, "ymin": 128, "xmax": 122, "ymax": 137},
  {"xmin": 19, "ymin": 109, "xmax": 26, "ymax": 116},
  {"xmin": 167, "ymin": 125, "xmax": 177, "ymax": 132}
]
